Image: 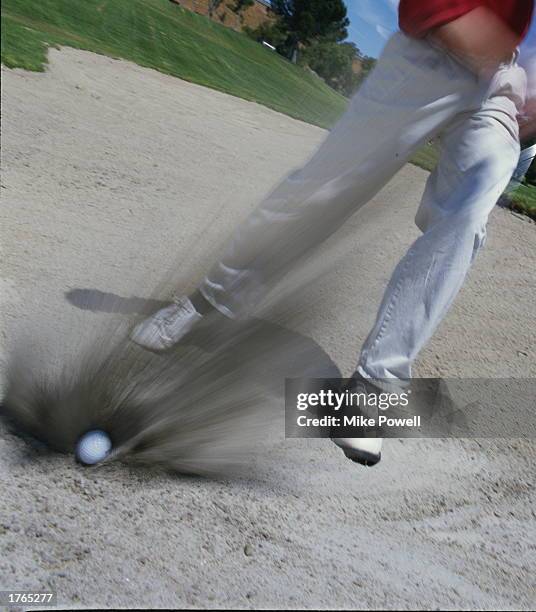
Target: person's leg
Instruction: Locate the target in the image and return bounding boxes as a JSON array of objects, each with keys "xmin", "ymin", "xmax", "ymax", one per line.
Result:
[
  {"xmin": 336, "ymin": 60, "xmax": 525, "ymax": 466},
  {"xmin": 357, "ymin": 61, "xmax": 525, "ymax": 384},
  {"xmin": 133, "ymin": 32, "xmax": 481, "ymax": 351},
  {"xmin": 199, "ymin": 33, "xmax": 482, "ymax": 319}
]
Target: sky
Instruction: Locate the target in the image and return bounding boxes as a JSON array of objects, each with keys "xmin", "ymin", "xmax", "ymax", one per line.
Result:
[{"xmin": 343, "ymin": 0, "xmax": 536, "ymax": 59}]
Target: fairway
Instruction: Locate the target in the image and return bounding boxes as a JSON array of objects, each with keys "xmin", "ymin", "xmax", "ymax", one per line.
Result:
[{"xmin": 1, "ymin": 0, "xmax": 347, "ymax": 128}]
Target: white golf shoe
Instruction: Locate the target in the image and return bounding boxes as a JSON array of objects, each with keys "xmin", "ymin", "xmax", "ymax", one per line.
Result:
[
  {"xmin": 332, "ymin": 437, "xmax": 383, "ymax": 467},
  {"xmin": 131, "ymin": 296, "xmax": 204, "ymax": 351}
]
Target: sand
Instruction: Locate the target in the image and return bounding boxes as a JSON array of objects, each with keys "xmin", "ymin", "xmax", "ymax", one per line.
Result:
[{"xmin": 1, "ymin": 47, "xmax": 535, "ymax": 609}]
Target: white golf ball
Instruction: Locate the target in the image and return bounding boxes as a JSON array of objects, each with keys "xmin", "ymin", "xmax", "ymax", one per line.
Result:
[{"xmin": 75, "ymin": 430, "xmax": 112, "ymax": 465}]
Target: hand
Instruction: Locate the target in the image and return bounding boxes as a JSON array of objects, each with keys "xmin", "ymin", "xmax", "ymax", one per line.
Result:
[{"xmin": 430, "ymin": 6, "xmax": 519, "ymax": 77}]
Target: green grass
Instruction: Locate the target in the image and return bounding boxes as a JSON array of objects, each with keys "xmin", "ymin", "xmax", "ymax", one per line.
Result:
[
  {"xmin": 0, "ymin": 0, "xmax": 447, "ymax": 163},
  {"xmin": 504, "ymin": 183, "xmax": 536, "ymax": 220},
  {"xmin": 410, "ymin": 142, "xmax": 440, "ymax": 173},
  {"xmin": 3, "ymin": 0, "xmax": 532, "ymax": 221},
  {"xmin": 1, "ymin": 0, "xmax": 347, "ymax": 128}
]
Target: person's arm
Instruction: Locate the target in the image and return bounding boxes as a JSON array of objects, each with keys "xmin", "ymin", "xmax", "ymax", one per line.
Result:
[{"xmin": 429, "ymin": 6, "xmax": 520, "ymax": 77}]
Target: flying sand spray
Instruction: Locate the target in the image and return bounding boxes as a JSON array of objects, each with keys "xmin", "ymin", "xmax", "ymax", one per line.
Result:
[
  {"xmin": 0, "ymin": 213, "xmax": 344, "ymax": 476},
  {"xmin": 0, "ymin": 279, "xmax": 340, "ymax": 476},
  {"xmin": 1, "ymin": 313, "xmax": 278, "ymax": 475}
]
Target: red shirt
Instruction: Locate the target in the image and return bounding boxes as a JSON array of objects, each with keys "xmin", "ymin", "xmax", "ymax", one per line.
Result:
[{"xmin": 399, "ymin": 0, "xmax": 534, "ymax": 43}]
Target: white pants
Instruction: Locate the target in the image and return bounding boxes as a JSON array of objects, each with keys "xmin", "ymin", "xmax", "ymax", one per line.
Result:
[{"xmin": 200, "ymin": 32, "xmax": 526, "ymax": 382}]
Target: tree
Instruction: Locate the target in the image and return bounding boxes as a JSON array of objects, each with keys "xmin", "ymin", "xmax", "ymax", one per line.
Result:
[
  {"xmin": 271, "ymin": 0, "xmax": 349, "ymax": 61},
  {"xmin": 359, "ymin": 55, "xmax": 376, "ymax": 75},
  {"xmin": 300, "ymin": 40, "xmax": 376, "ymax": 96},
  {"xmin": 301, "ymin": 40, "xmax": 355, "ymax": 95},
  {"xmin": 247, "ymin": 0, "xmax": 375, "ymax": 97},
  {"xmin": 208, "ymin": 0, "xmax": 224, "ymax": 18},
  {"xmin": 232, "ymin": 0, "xmax": 255, "ymax": 14},
  {"xmin": 244, "ymin": 20, "xmax": 289, "ymax": 49}
]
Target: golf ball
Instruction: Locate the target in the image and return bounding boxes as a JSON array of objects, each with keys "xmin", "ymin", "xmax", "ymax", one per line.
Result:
[{"xmin": 75, "ymin": 430, "xmax": 112, "ymax": 465}]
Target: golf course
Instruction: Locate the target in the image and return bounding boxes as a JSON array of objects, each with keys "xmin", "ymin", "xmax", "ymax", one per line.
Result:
[
  {"xmin": 1, "ymin": 0, "xmax": 347, "ymax": 128},
  {"xmin": 3, "ymin": 0, "xmax": 535, "ymax": 217},
  {"xmin": 1, "ymin": 2, "xmax": 535, "ymax": 608}
]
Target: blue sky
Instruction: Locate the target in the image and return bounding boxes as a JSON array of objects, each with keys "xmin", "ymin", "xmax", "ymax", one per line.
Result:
[{"xmin": 343, "ymin": 0, "xmax": 536, "ymax": 58}]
